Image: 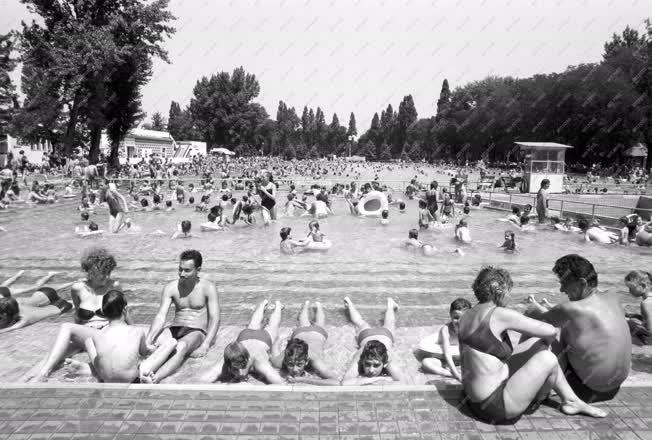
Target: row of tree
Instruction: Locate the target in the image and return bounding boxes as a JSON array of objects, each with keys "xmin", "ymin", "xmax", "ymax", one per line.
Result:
[{"xmin": 0, "ymin": 0, "xmax": 174, "ymax": 167}]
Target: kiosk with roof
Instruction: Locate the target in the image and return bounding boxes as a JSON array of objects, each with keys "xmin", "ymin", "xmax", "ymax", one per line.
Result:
[{"xmin": 515, "ymin": 142, "xmax": 572, "ymax": 193}]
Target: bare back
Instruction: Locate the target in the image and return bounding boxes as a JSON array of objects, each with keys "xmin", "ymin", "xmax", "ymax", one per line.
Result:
[{"xmin": 92, "ymin": 325, "xmax": 145, "ymax": 382}]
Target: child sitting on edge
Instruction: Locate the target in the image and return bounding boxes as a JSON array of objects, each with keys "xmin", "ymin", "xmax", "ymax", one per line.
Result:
[
  {"xmin": 624, "ymin": 270, "xmax": 652, "ymax": 345},
  {"xmin": 380, "ymin": 210, "xmax": 389, "ymax": 225},
  {"xmin": 418, "ymin": 199, "xmax": 434, "ymax": 229},
  {"xmin": 499, "ymin": 231, "xmax": 517, "ymax": 252},
  {"xmin": 307, "ymin": 220, "xmax": 325, "ymax": 242},
  {"xmin": 171, "ymin": 220, "xmax": 198, "ymax": 239},
  {"xmin": 419, "ymin": 298, "xmax": 471, "ymax": 382},
  {"xmin": 455, "ymin": 219, "xmax": 471, "ymax": 243}
]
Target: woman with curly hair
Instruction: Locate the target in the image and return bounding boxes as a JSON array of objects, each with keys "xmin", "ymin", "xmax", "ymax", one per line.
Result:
[{"xmin": 458, "ymin": 266, "xmax": 606, "ymax": 424}]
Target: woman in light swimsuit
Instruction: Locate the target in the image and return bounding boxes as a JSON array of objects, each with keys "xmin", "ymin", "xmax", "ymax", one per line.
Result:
[
  {"xmin": 0, "ymin": 271, "xmax": 74, "ymax": 333},
  {"xmin": 202, "ymin": 300, "xmax": 285, "ymax": 384},
  {"xmin": 271, "ymin": 301, "xmax": 339, "ymax": 385},
  {"xmin": 458, "ymin": 266, "xmax": 606, "ymax": 424},
  {"xmin": 341, "ymin": 297, "xmax": 405, "ymax": 385}
]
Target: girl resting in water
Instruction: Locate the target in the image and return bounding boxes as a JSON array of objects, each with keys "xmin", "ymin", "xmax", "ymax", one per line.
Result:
[
  {"xmin": 270, "ymin": 301, "xmax": 340, "ymax": 385},
  {"xmin": 201, "ymin": 300, "xmax": 285, "ymax": 384},
  {"xmin": 341, "ymin": 297, "xmax": 405, "ymax": 385}
]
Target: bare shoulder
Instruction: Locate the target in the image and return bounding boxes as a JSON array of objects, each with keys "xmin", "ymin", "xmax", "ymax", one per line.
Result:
[
  {"xmin": 199, "ymin": 279, "xmax": 217, "ymax": 293},
  {"xmin": 162, "ymin": 280, "xmax": 178, "ymax": 295}
]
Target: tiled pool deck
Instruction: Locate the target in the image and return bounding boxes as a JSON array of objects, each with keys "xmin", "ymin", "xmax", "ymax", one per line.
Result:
[{"xmin": 0, "ymin": 383, "xmax": 651, "ymax": 440}]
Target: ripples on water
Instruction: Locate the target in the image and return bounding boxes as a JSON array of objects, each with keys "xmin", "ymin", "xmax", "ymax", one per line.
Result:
[{"xmin": 1, "ymin": 193, "xmax": 650, "ymax": 326}]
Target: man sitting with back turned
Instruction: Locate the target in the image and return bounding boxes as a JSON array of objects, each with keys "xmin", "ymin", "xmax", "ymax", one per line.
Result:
[
  {"xmin": 141, "ymin": 249, "xmax": 220, "ymax": 383},
  {"xmin": 526, "ymin": 254, "xmax": 631, "ymax": 403}
]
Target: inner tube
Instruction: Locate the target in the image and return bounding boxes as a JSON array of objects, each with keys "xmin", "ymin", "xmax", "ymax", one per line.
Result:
[
  {"xmin": 636, "ymin": 226, "xmax": 652, "ymax": 246},
  {"xmin": 357, "ymin": 191, "xmax": 388, "ymax": 217},
  {"xmin": 305, "ymin": 239, "xmax": 332, "ymax": 251}
]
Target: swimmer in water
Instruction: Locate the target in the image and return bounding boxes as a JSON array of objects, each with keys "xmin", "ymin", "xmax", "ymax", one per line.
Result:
[
  {"xmin": 76, "ymin": 221, "xmax": 104, "ymax": 238},
  {"xmin": 171, "ymin": 220, "xmax": 198, "ymax": 239},
  {"xmin": 200, "ymin": 213, "xmax": 224, "ymax": 232},
  {"xmin": 380, "ymin": 209, "xmax": 389, "ymax": 225},
  {"xmin": 418, "ymin": 298, "xmax": 471, "ymax": 382},
  {"xmin": 399, "ymin": 201, "xmax": 406, "ymax": 213},
  {"xmin": 403, "ymin": 228, "xmax": 436, "ymax": 256},
  {"xmin": 307, "ymin": 220, "xmax": 325, "ymax": 242},
  {"xmin": 455, "ymin": 219, "xmax": 471, "ymax": 243},
  {"xmin": 101, "ymin": 181, "xmax": 131, "ymax": 233},
  {"xmin": 142, "ymin": 250, "xmax": 220, "ymax": 383},
  {"xmin": 499, "ymin": 231, "xmax": 517, "ymax": 252},
  {"xmin": 577, "ymin": 217, "xmax": 617, "ymax": 244},
  {"xmin": 201, "ymin": 299, "xmax": 285, "ymax": 384},
  {"xmin": 270, "ymin": 301, "xmax": 340, "ymax": 385},
  {"xmin": 341, "ymin": 297, "xmax": 405, "ymax": 385},
  {"xmin": 624, "ymin": 270, "xmax": 652, "ymax": 345},
  {"xmin": 280, "ymin": 227, "xmax": 310, "ymax": 255},
  {"xmin": 418, "ymin": 199, "xmax": 434, "ymax": 229}
]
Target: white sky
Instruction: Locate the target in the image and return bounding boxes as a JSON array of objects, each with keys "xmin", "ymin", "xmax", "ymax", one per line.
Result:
[{"xmin": 3, "ymin": 0, "xmax": 650, "ymax": 129}]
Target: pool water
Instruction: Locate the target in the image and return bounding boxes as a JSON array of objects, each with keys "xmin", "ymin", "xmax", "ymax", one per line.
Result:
[{"xmin": 1, "ymin": 188, "xmax": 651, "ymax": 384}]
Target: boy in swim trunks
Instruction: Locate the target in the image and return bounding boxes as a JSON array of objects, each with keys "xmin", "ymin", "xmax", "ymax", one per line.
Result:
[
  {"xmin": 271, "ymin": 301, "xmax": 340, "ymax": 385},
  {"xmin": 418, "ymin": 199, "xmax": 434, "ymax": 229},
  {"xmin": 624, "ymin": 270, "xmax": 652, "ymax": 344},
  {"xmin": 419, "ymin": 298, "xmax": 471, "ymax": 382},
  {"xmin": 201, "ymin": 300, "xmax": 285, "ymax": 384},
  {"xmin": 341, "ymin": 297, "xmax": 405, "ymax": 385}
]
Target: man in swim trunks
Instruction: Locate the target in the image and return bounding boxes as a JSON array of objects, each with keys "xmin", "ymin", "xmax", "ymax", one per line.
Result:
[
  {"xmin": 526, "ymin": 254, "xmax": 631, "ymax": 403},
  {"xmin": 143, "ymin": 249, "xmax": 220, "ymax": 383}
]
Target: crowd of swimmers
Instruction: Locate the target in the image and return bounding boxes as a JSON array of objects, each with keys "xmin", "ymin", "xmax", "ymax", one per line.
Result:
[{"xmin": 2, "ymin": 247, "xmax": 651, "ymax": 424}]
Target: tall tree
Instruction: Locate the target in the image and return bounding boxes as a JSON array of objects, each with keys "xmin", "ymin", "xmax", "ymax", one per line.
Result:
[
  {"xmin": 436, "ymin": 79, "xmax": 451, "ymax": 119},
  {"xmin": 151, "ymin": 111, "xmax": 166, "ymax": 130},
  {"xmin": 0, "ymin": 33, "xmax": 18, "ymax": 147},
  {"xmin": 347, "ymin": 112, "xmax": 357, "ymax": 138}
]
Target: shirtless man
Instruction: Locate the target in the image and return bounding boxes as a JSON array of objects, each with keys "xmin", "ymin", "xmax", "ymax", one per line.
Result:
[
  {"xmin": 142, "ymin": 249, "xmax": 220, "ymax": 383},
  {"xmin": 100, "ymin": 180, "xmax": 131, "ymax": 233},
  {"xmin": 526, "ymin": 254, "xmax": 631, "ymax": 402}
]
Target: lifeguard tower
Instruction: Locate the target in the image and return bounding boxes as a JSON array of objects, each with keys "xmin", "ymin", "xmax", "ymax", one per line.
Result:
[{"xmin": 515, "ymin": 142, "xmax": 572, "ymax": 193}]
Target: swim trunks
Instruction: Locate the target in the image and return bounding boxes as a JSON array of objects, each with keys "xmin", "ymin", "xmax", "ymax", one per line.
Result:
[
  {"xmin": 169, "ymin": 326, "xmax": 207, "ymax": 341},
  {"xmin": 564, "ymin": 361, "xmax": 620, "ymax": 403},
  {"xmin": 237, "ymin": 328, "xmax": 273, "ymax": 348},
  {"xmin": 291, "ymin": 325, "xmax": 328, "ymax": 340},
  {"xmin": 357, "ymin": 327, "xmax": 394, "ymax": 346},
  {"xmin": 465, "ymin": 380, "xmax": 518, "ymax": 424}
]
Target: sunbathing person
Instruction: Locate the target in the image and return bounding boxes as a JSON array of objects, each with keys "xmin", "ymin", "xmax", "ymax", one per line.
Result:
[
  {"xmin": 341, "ymin": 297, "xmax": 405, "ymax": 385},
  {"xmin": 526, "ymin": 255, "xmax": 631, "ymax": 402},
  {"xmin": 202, "ymin": 299, "xmax": 285, "ymax": 384},
  {"xmin": 270, "ymin": 301, "xmax": 339, "ymax": 385},
  {"xmin": 459, "ymin": 266, "xmax": 606, "ymax": 424}
]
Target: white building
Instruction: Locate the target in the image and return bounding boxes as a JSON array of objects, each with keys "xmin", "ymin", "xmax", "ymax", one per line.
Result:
[
  {"xmin": 174, "ymin": 140, "xmax": 207, "ymax": 158},
  {"xmin": 0, "ymin": 134, "xmax": 52, "ymax": 166},
  {"xmin": 101, "ymin": 128, "xmax": 177, "ymax": 159}
]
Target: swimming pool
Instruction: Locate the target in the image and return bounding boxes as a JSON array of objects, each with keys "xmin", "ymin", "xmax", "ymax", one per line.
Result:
[{"xmin": 1, "ymin": 187, "xmax": 651, "ymax": 384}]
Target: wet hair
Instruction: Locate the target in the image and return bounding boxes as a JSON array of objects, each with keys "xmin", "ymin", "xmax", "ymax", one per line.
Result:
[
  {"xmin": 221, "ymin": 194, "xmax": 229, "ymax": 201},
  {"xmin": 458, "ymin": 219, "xmax": 468, "ymax": 227},
  {"xmin": 140, "ymin": 199, "xmax": 149, "ymax": 207},
  {"xmin": 463, "ymin": 206, "xmax": 470, "ymax": 214},
  {"xmin": 282, "ymin": 338, "xmax": 309, "ymax": 373},
  {"xmin": 201, "ymin": 195, "xmax": 209, "ymax": 203},
  {"xmin": 220, "ymin": 342, "xmax": 250, "ymax": 383},
  {"xmin": 88, "ymin": 222, "xmax": 99, "ymax": 231},
  {"xmin": 0, "ymin": 297, "xmax": 19, "ymax": 328},
  {"xmin": 153, "ymin": 194, "xmax": 161, "ymax": 204},
  {"xmin": 242, "ymin": 204, "xmax": 253, "ymax": 215},
  {"xmin": 280, "ymin": 227, "xmax": 291, "ymax": 240},
  {"xmin": 165, "ymin": 200, "xmax": 172, "ymax": 207},
  {"xmin": 399, "ymin": 202, "xmax": 406, "ymax": 210},
  {"xmin": 188, "ymin": 197, "xmax": 195, "ymax": 204},
  {"xmin": 625, "ymin": 270, "xmax": 652, "ymax": 284},
  {"xmin": 179, "ymin": 249, "xmax": 202, "ymax": 269},
  {"xmin": 208, "ymin": 213, "xmax": 217, "ymax": 222},
  {"xmin": 472, "ymin": 266, "xmax": 513, "ymax": 304},
  {"xmin": 358, "ymin": 340, "xmax": 389, "ymax": 376},
  {"xmin": 408, "ymin": 228, "xmax": 418, "ymax": 239},
  {"xmin": 381, "ymin": 210, "xmax": 389, "ymax": 219},
  {"xmin": 430, "ymin": 181, "xmax": 438, "ymax": 189},
  {"xmin": 552, "ymin": 254, "xmax": 598, "ymax": 288},
  {"xmin": 101, "ymin": 290, "xmax": 127, "ymax": 320},
  {"xmin": 523, "ymin": 204, "xmax": 532, "ymax": 211},
  {"xmin": 511, "ymin": 206, "xmax": 520, "ymax": 214},
  {"xmin": 0, "ymin": 286, "xmax": 10, "ymax": 298},
  {"xmin": 81, "ymin": 247, "xmax": 117, "ymax": 275},
  {"xmin": 418, "ymin": 199, "xmax": 427, "ymax": 209},
  {"xmin": 242, "ymin": 195, "xmax": 249, "ymax": 202},
  {"xmin": 449, "ymin": 297, "xmax": 472, "ymax": 315},
  {"xmin": 81, "ymin": 211, "xmax": 90, "ymax": 221},
  {"xmin": 180, "ymin": 220, "xmax": 192, "ymax": 233},
  {"xmin": 541, "ymin": 179, "xmax": 550, "ymax": 187}
]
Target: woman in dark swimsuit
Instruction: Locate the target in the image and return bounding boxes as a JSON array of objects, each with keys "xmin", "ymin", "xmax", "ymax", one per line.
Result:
[
  {"xmin": 458, "ymin": 267, "xmax": 606, "ymax": 424},
  {"xmin": 257, "ymin": 173, "xmax": 277, "ymax": 221}
]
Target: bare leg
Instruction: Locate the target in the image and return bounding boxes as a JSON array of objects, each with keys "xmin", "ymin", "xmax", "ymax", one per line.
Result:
[
  {"xmin": 139, "ymin": 339, "xmax": 177, "ymax": 381},
  {"xmin": 1, "ymin": 270, "xmax": 25, "ymax": 287},
  {"xmin": 298, "ymin": 301, "xmax": 311, "ymax": 327},
  {"xmin": 422, "ymin": 358, "xmax": 453, "ymax": 377},
  {"xmin": 265, "ymin": 301, "xmax": 283, "ymax": 342},
  {"xmin": 314, "ymin": 301, "xmax": 325, "ymax": 327},
  {"xmin": 145, "ymin": 332, "xmax": 204, "ymax": 384},
  {"xmin": 24, "ymin": 282, "xmax": 75, "ymax": 306},
  {"xmin": 383, "ymin": 298, "xmax": 399, "ymax": 334},
  {"xmin": 11, "ymin": 271, "xmax": 61, "ymax": 295},
  {"xmin": 247, "ymin": 299, "xmax": 269, "ymax": 330},
  {"xmin": 344, "ymin": 297, "xmax": 370, "ymax": 332},
  {"xmin": 31, "ymin": 323, "xmax": 98, "ymax": 381}
]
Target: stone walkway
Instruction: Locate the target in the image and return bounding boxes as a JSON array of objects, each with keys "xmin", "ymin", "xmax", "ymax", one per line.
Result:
[{"xmin": 0, "ymin": 384, "xmax": 650, "ymax": 439}]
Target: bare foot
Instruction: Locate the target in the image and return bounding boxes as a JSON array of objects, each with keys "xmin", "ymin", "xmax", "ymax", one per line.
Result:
[
  {"xmin": 28, "ymin": 374, "xmax": 47, "ymax": 383},
  {"xmin": 561, "ymin": 400, "xmax": 606, "ymax": 418},
  {"xmin": 541, "ymin": 298, "xmax": 553, "ymax": 308},
  {"xmin": 527, "ymin": 295, "xmax": 537, "ymax": 304},
  {"xmin": 343, "ymin": 297, "xmax": 352, "ymax": 309},
  {"xmin": 140, "ymin": 371, "xmax": 157, "ymax": 384},
  {"xmin": 64, "ymin": 358, "xmax": 93, "ymax": 376},
  {"xmin": 387, "ymin": 298, "xmax": 399, "ymax": 311}
]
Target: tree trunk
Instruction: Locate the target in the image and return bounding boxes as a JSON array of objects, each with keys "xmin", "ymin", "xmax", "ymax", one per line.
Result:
[
  {"xmin": 63, "ymin": 93, "xmax": 81, "ymax": 156},
  {"xmin": 108, "ymin": 139, "xmax": 120, "ymax": 170},
  {"xmin": 89, "ymin": 125, "xmax": 102, "ymax": 164}
]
